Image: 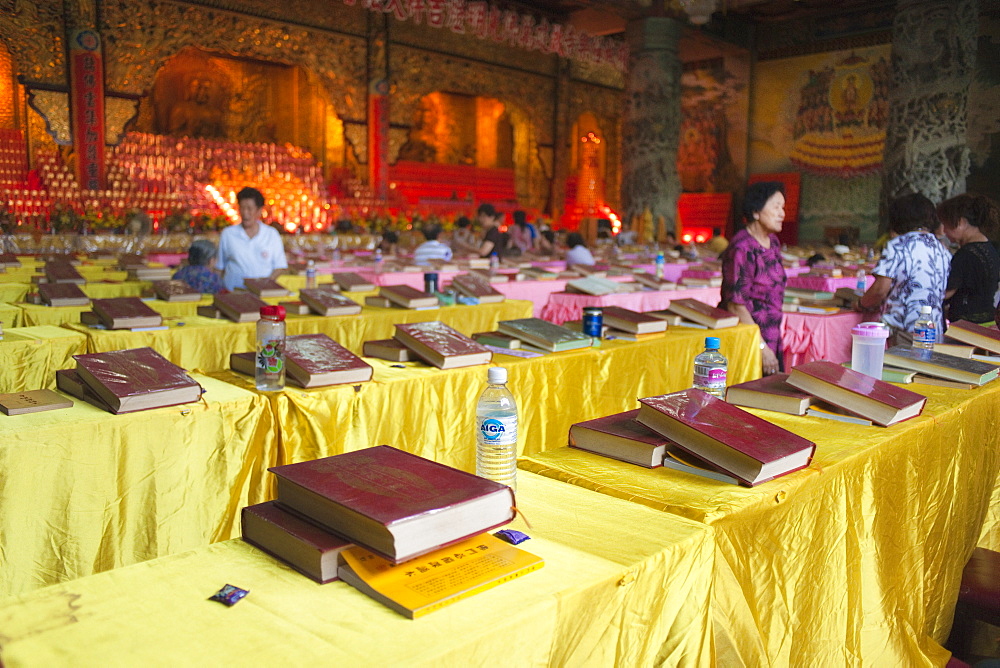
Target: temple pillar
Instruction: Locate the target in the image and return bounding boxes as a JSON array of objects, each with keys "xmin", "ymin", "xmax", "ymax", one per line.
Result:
[
  {"xmin": 367, "ymin": 12, "xmax": 389, "ymax": 201},
  {"xmin": 620, "ymin": 17, "xmax": 683, "ymax": 240},
  {"xmin": 881, "ymin": 0, "xmax": 979, "ymax": 214},
  {"xmin": 549, "ymin": 59, "xmax": 570, "ymax": 220}
]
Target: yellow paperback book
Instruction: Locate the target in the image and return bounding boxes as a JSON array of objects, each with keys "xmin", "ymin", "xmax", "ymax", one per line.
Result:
[{"xmin": 338, "ymin": 533, "xmax": 544, "ymax": 619}]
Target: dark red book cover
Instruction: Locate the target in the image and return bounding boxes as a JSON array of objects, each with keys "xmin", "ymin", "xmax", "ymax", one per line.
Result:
[
  {"xmin": 667, "ymin": 298, "xmax": 735, "ymax": 321},
  {"xmin": 117, "ymin": 253, "xmax": 147, "ymax": 269},
  {"xmin": 38, "ymin": 282, "xmax": 90, "ymax": 304},
  {"xmin": 299, "ymin": 288, "xmax": 362, "ymax": 313},
  {"xmin": 285, "ymin": 334, "xmax": 372, "ymax": 375},
  {"xmin": 393, "ymin": 321, "xmax": 491, "ymax": 358},
  {"xmin": 92, "ymin": 297, "xmax": 161, "ymax": 321},
  {"xmin": 241, "ymin": 501, "xmax": 351, "ymax": 584},
  {"xmin": 572, "ymin": 409, "xmax": 670, "ymax": 446},
  {"xmin": 153, "ymin": 280, "xmax": 201, "ymax": 300},
  {"xmin": 947, "ymin": 320, "xmax": 1000, "ymax": 344},
  {"xmin": 268, "ymin": 446, "xmax": 514, "ymax": 529},
  {"xmin": 44, "ymin": 261, "xmax": 85, "ymax": 283},
  {"xmin": 727, "ymin": 373, "xmax": 812, "ymax": 400},
  {"xmin": 601, "ymin": 306, "xmax": 666, "ymax": 330},
  {"xmin": 790, "ymin": 360, "xmax": 926, "ymax": 410},
  {"xmin": 73, "ymin": 347, "xmax": 199, "ymax": 403},
  {"xmin": 638, "ymin": 389, "xmax": 815, "ymax": 466},
  {"xmin": 380, "ymin": 284, "xmax": 437, "ymax": 306},
  {"xmin": 332, "ymin": 272, "xmax": 376, "ymax": 291},
  {"xmin": 244, "ymin": 278, "xmax": 290, "ymax": 295},
  {"xmin": 451, "ymin": 273, "xmax": 503, "ymax": 299},
  {"xmin": 214, "ymin": 291, "xmax": 267, "ymax": 315}
]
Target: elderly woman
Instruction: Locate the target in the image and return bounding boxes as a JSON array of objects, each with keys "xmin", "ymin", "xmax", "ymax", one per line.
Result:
[
  {"xmin": 937, "ymin": 193, "xmax": 1000, "ymax": 324},
  {"xmin": 859, "ymin": 193, "xmax": 951, "ymax": 345},
  {"xmin": 172, "ymin": 239, "xmax": 224, "ymax": 294},
  {"xmin": 720, "ymin": 181, "xmax": 787, "ymax": 375}
]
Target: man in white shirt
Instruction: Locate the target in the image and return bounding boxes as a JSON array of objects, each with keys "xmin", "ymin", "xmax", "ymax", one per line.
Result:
[
  {"xmin": 413, "ymin": 224, "xmax": 453, "ymax": 266},
  {"xmin": 217, "ymin": 187, "xmax": 288, "ymax": 291}
]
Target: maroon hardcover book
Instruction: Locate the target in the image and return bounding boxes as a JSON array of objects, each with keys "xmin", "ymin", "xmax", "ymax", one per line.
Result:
[
  {"xmin": 331, "ymin": 272, "xmax": 376, "ymax": 292},
  {"xmin": 633, "ymin": 272, "xmax": 677, "ymax": 290},
  {"xmin": 55, "ymin": 368, "xmax": 115, "ymax": 412},
  {"xmin": 214, "ymin": 292, "xmax": 267, "ymax": 322},
  {"xmin": 38, "ymin": 282, "xmax": 91, "ymax": 307},
  {"xmin": 725, "ymin": 373, "xmax": 814, "ymax": 415},
  {"xmin": 244, "ymin": 278, "xmax": 291, "ymax": 298},
  {"xmin": 0, "ymin": 253, "xmax": 22, "ymax": 268},
  {"xmin": 379, "ymin": 284, "xmax": 438, "ymax": 309},
  {"xmin": 117, "ymin": 253, "xmax": 147, "ymax": 270},
  {"xmin": 569, "ymin": 409, "xmax": 670, "ymax": 468},
  {"xmin": 268, "ymin": 445, "xmax": 516, "ymax": 563},
  {"xmin": 284, "ymin": 333, "xmax": 373, "ymax": 387},
  {"xmin": 600, "ymin": 306, "xmax": 668, "ymax": 334},
  {"xmin": 393, "ymin": 321, "xmax": 492, "ymax": 369},
  {"xmin": 44, "ymin": 261, "xmax": 86, "ymax": 284},
  {"xmin": 636, "ymin": 389, "xmax": 815, "ymax": 486},
  {"xmin": 229, "ymin": 352, "xmax": 305, "ymax": 388},
  {"xmin": 786, "ymin": 360, "xmax": 926, "ymax": 427},
  {"xmin": 73, "ymin": 347, "xmax": 202, "ymax": 414},
  {"xmin": 91, "ymin": 297, "xmax": 163, "ymax": 329},
  {"xmin": 299, "ymin": 288, "xmax": 362, "ymax": 316},
  {"xmin": 153, "ymin": 280, "xmax": 201, "ymax": 302},
  {"xmin": 362, "ymin": 338, "xmax": 413, "ymax": 362},
  {"xmin": 666, "ymin": 299, "xmax": 739, "ymax": 328},
  {"xmin": 241, "ymin": 501, "xmax": 352, "ymax": 584},
  {"xmin": 450, "ymin": 273, "xmax": 505, "ymax": 303},
  {"xmin": 945, "ymin": 320, "xmax": 1000, "ymax": 355}
]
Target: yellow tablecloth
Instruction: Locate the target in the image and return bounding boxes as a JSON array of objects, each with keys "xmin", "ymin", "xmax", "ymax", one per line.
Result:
[
  {"xmin": 0, "ymin": 374, "xmax": 276, "ymax": 597},
  {"xmin": 63, "ymin": 300, "xmax": 534, "ymax": 372},
  {"xmin": 208, "ymin": 323, "xmax": 762, "ymax": 477},
  {"xmin": 518, "ymin": 380, "xmax": 1000, "ymax": 666},
  {"xmin": 0, "ymin": 283, "xmax": 28, "ymax": 303},
  {"xmin": 0, "ymin": 326, "xmax": 88, "ymax": 392},
  {"xmin": 17, "ymin": 295, "xmax": 218, "ymax": 327},
  {"xmin": 0, "ymin": 473, "xmax": 715, "ymax": 666},
  {"xmin": 0, "ymin": 302, "xmax": 22, "ymax": 327}
]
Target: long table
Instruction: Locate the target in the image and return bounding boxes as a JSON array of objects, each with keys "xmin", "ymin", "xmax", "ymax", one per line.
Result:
[
  {"xmin": 0, "ymin": 473, "xmax": 716, "ymax": 666},
  {"xmin": 0, "ymin": 326, "xmax": 88, "ymax": 392},
  {"xmin": 518, "ymin": 380, "xmax": 1000, "ymax": 666},
  {"xmin": 0, "ymin": 374, "xmax": 275, "ymax": 597},
  {"xmin": 782, "ymin": 309, "xmax": 865, "ymax": 367},
  {"xmin": 540, "ymin": 287, "xmax": 722, "ymax": 325}
]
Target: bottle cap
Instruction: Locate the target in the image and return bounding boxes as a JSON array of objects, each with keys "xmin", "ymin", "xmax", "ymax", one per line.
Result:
[
  {"xmin": 260, "ymin": 305, "xmax": 286, "ymax": 321},
  {"xmin": 851, "ymin": 321, "xmax": 889, "ymax": 338},
  {"xmin": 423, "ymin": 272, "xmax": 439, "ymax": 280},
  {"xmin": 919, "ymin": 305, "xmax": 932, "ymax": 314},
  {"xmin": 307, "ymin": 259, "xmax": 315, "ymax": 267},
  {"xmin": 705, "ymin": 336, "xmax": 721, "ymax": 349},
  {"xmin": 487, "ymin": 367, "xmax": 507, "ymax": 385}
]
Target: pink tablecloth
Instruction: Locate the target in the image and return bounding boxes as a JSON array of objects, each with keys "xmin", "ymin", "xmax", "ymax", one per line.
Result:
[
  {"xmin": 540, "ymin": 287, "xmax": 722, "ymax": 325},
  {"xmin": 787, "ymin": 274, "xmax": 874, "ymax": 293},
  {"xmin": 781, "ymin": 310, "xmax": 865, "ymax": 367}
]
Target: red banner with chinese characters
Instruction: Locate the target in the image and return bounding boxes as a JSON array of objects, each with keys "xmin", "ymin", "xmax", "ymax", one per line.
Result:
[
  {"xmin": 368, "ymin": 79, "xmax": 389, "ymax": 200},
  {"xmin": 69, "ymin": 29, "xmax": 106, "ymax": 191}
]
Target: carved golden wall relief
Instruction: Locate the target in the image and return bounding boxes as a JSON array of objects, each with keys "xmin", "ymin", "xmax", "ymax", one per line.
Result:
[
  {"xmin": 387, "ymin": 127, "xmax": 408, "ymax": 165},
  {"xmin": 0, "ymin": 41, "xmax": 17, "ymax": 129},
  {"xmin": 179, "ymin": 0, "xmax": 368, "ymax": 36},
  {"xmin": 0, "ymin": 0, "xmax": 66, "ymax": 86},
  {"xmin": 344, "ymin": 123, "xmax": 367, "ymax": 164},
  {"xmin": 28, "ymin": 90, "xmax": 69, "ymax": 144},
  {"xmin": 100, "ymin": 0, "xmax": 367, "ymax": 123},
  {"xmin": 105, "ymin": 97, "xmax": 138, "ymax": 145}
]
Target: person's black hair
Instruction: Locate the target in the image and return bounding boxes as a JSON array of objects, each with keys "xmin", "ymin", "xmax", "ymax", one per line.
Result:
[
  {"xmin": 541, "ymin": 230, "xmax": 555, "ymax": 243},
  {"xmin": 566, "ymin": 232, "xmax": 585, "ymax": 248},
  {"xmin": 236, "ymin": 187, "xmax": 265, "ymax": 208},
  {"xmin": 455, "ymin": 216, "xmax": 471, "ymax": 229},
  {"xmin": 336, "ymin": 218, "xmax": 353, "ymax": 233},
  {"xmin": 477, "ymin": 203, "xmax": 498, "ymax": 218},
  {"xmin": 938, "ymin": 194, "xmax": 1000, "ymax": 237},
  {"xmin": 888, "ymin": 193, "xmax": 938, "ymax": 235},
  {"xmin": 422, "ymin": 224, "xmax": 441, "ymax": 241},
  {"xmin": 188, "ymin": 239, "xmax": 217, "ymax": 266},
  {"xmin": 383, "ymin": 230, "xmax": 399, "ymax": 244},
  {"xmin": 806, "ymin": 253, "xmax": 825, "ymax": 267},
  {"xmin": 712, "ymin": 227, "xmax": 722, "ymax": 236},
  {"xmin": 742, "ymin": 181, "xmax": 785, "ymax": 222},
  {"xmin": 513, "ymin": 210, "xmax": 527, "ymax": 227}
]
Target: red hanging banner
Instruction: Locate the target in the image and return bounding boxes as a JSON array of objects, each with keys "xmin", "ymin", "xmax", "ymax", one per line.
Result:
[
  {"xmin": 368, "ymin": 79, "xmax": 389, "ymax": 201},
  {"xmin": 69, "ymin": 29, "xmax": 106, "ymax": 191}
]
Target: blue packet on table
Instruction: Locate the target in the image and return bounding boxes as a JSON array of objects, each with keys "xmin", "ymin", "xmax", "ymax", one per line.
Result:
[{"xmin": 209, "ymin": 584, "xmax": 249, "ymax": 606}]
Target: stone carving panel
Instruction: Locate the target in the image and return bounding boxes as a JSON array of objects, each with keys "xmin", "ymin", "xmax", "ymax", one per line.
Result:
[
  {"xmin": 344, "ymin": 122, "xmax": 367, "ymax": 164},
  {"xmin": 28, "ymin": 90, "xmax": 70, "ymax": 143},
  {"xmin": 100, "ymin": 0, "xmax": 368, "ymax": 122},
  {"xmin": 882, "ymin": 0, "xmax": 979, "ymax": 204},
  {"xmin": 0, "ymin": 0, "xmax": 66, "ymax": 86},
  {"xmin": 105, "ymin": 97, "xmax": 139, "ymax": 145}
]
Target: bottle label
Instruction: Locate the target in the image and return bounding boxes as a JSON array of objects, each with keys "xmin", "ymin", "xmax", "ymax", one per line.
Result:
[
  {"xmin": 257, "ymin": 338, "xmax": 284, "ymax": 373},
  {"xmin": 478, "ymin": 415, "xmax": 517, "ymax": 445},
  {"xmin": 914, "ymin": 326, "xmax": 935, "ymax": 344},
  {"xmin": 694, "ymin": 367, "xmax": 727, "ymax": 390}
]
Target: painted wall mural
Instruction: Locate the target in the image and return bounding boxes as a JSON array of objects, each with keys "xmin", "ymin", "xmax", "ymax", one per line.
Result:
[{"xmin": 967, "ymin": 7, "xmax": 1000, "ymax": 204}]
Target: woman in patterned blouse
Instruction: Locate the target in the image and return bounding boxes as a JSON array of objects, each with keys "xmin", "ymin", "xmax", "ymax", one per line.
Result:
[
  {"xmin": 172, "ymin": 239, "xmax": 224, "ymax": 294},
  {"xmin": 720, "ymin": 181, "xmax": 787, "ymax": 376},
  {"xmin": 859, "ymin": 193, "xmax": 951, "ymax": 346}
]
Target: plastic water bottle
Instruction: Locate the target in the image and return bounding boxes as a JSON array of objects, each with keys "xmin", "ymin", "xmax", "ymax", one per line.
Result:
[
  {"xmin": 476, "ymin": 367, "xmax": 518, "ymax": 491},
  {"xmin": 489, "ymin": 251, "xmax": 500, "ymax": 273},
  {"xmin": 693, "ymin": 336, "xmax": 728, "ymax": 399},
  {"xmin": 305, "ymin": 259, "xmax": 317, "ymax": 290},
  {"xmin": 913, "ymin": 305, "xmax": 936, "ymax": 349},
  {"xmin": 255, "ymin": 305, "xmax": 286, "ymax": 391},
  {"xmin": 655, "ymin": 252, "xmax": 665, "ymax": 279},
  {"xmin": 855, "ymin": 269, "xmax": 866, "ymax": 296}
]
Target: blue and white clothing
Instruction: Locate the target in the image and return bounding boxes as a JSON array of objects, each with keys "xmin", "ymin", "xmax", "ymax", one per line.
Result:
[
  {"xmin": 412, "ymin": 240, "xmax": 453, "ymax": 266},
  {"xmin": 565, "ymin": 244, "xmax": 595, "ymax": 267},
  {"xmin": 873, "ymin": 231, "xmax": 951, "ymax": 339},
  {"xmin": 217, "ymin": 222, "xmax": 288, "ymax": 291}
]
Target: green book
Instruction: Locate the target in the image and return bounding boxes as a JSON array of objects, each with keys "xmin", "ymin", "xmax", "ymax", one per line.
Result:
[
  {"xmin": 497, "ymin": 318, "xmax": 593, "ymax": 353},
  {"xmin": 841, "ymin": 362, "xmax": 916, "ymax": 384}
]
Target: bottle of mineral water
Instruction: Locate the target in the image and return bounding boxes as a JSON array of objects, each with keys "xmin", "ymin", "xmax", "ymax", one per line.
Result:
[
  {"xmin": 489, "ymin": 251, "xmax": 500, "ymax": 273},
  {"xmin": 655, "ymin": 252, "xmax": 665, "ymax": 279},
  {"xmin": 476, "ymin": 367, "xmax": 518, "ymax": 491},
  {"xmin": 305, "ymin": 259, "xmax": 317, "ymax": 290},
  {"xmin": 855, "ymin": 269, "xmax": 866, "ymax": 296},
  {"xmin": 913, "ymin": 305, "xmax": 936, "ymax": 350},
  {"xmin": 255, "ymin": 305, "xmax": 286, "ymax": 391},
  {"xmin": 693, "ymin": 336, "xmax": 728, "ymax": 399}
]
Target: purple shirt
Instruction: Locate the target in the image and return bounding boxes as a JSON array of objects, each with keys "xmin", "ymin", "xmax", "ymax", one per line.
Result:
[{"xmin": 720, "ymin": 228, "xmax": 787, "ymax": 354}]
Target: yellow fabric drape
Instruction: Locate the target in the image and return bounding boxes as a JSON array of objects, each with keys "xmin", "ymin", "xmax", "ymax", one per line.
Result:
[
  {"xmin": 0, "ymin": 374, "xmax": 276, "ymax": 598},
  {"xmin": 0, "ymin": 473, "xmax": 715, "ymax": 667},
  {"xmin": 0, "ymin": 302, "xmax": 22, "ymax": 327},
  {"xmin": 0, "ymin": 326, "xmax": 88, "ymax": 392},
  {"xmin": 519, "ymin": 380, "xmax": 1000, "ymax": 666}
]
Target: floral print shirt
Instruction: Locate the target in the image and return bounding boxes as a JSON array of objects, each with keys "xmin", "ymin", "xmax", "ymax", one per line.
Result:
[
  {"xmin": 172, "ymin": 264, "xmax": 224, "ymax": 295},
  {"xmin": 720, "ymin": 228, "xmax": 787, "ymax": 355},
  {"xmin": 872, "ymin": 231, "xmax": 950, "ymax": 337}
]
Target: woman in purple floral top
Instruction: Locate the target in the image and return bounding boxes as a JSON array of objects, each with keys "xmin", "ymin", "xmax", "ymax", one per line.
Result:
[
  {"xmin": 720, "ymin": 181, "xmax": 787, "ymax": 375},
  {"xmin": 172, "ymin": 239, "xmax": 224, "ymax": 294}
]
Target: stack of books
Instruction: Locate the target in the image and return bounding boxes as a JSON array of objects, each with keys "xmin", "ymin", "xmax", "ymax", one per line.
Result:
[
  {"xmin": 882, "ymin": 346, "xmax": 999, "ymax": 388},
  {"xmin": 230, "ymin": 333, "xmax": 373, "ymax": 388},
  {"xmin": 87, "ymin": 297, "xmax": 164, "ymax": 330},
  {"xmin": 152, "ymin": 280, "xmax": 201, "ymax": 302},
  {"xmin": 245, "ymin": 278, "xmax": 292, "ymax": 298},
  {"xmin": 601, "ymin": 306, "xmax": 667, "ymax": 342},
  {"xmin": 945, "ymin": 320, "xmax": 1000, "ymax": 356},
  {"xmin": 214, "ymin": 292, "xmax": 267, "ymax": 322},
  {"xmin": 38, "ymin": 283, "xmax": 91, "ymax": 307},
  {"xmin": 373, "ymin": 285, "xmax": 438, "ymax": 309},
  {"xmin": 633, "ymin": 272, "xmax": 677, "ymax": 291},
  {"xmin": 242, "ymin": 446, "xmax": 540, "ymax": 618},
  {"xmin": 298, "ymin": 287, "xmax": 362, "ymax": 316},
  {"xmin": 497, "ymin": 318, "xmax": 593, "ymax": 353},
  {"xmin": 331, "ymin": 272, "xmax": 376, "ymax": 292},
  {"xmin": 392, "ymin": 321, "xmax": 492, "ymax": 369},
  {"xmin": 450, "ymin": 273, "xmax": 505, "ymax": 304},
  {"xmin": 56, "ymin": 347, "xmax": 202, "ymax": 414},
  {"xmin": 665, "ymin": 299, "xmax": 739, "ymax": 329},
  {"xmin": 361, "ymin": 338, "xmax": 413, "ymax": 362},
  {"xmin": 565, "ymin": 276, "xmax": 623, "ymax": 296}
]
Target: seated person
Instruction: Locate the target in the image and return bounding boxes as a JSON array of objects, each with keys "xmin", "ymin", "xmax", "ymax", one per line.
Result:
[
  {"xmin": 565, "ymin": 232, "xmax": 595, "ymax": 267},
  {"xmin": 217, "ymin": 187, "xmax": 288, "ymax": 291},
  {"xmin": 476, "ymin": 203, "xmax": 508, "ymax": 259},
  {"xmin": 536, "ymin": 229, "xmax": 556, "ymax": 256},
  {"xmin": 450, "ymin": 216, "xmax": 479, "ymax": 255},
  {"xmin": 172, "ymin": 239, "xmax": 224, "ymax": 294},
  {"xmin": 706, "ymin": 227, "xmax": 729, "ymax": 254},
  {"xmin": 378, "ymin": 230, "xmax": 399, "ymax": 257},
  {"xmin": 508, "ymin": 210, "xmax": 537, "ymax": 256},
  {"xmin": 413, "ymin": 224, "xmax": 453, "ymax": 266}
]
